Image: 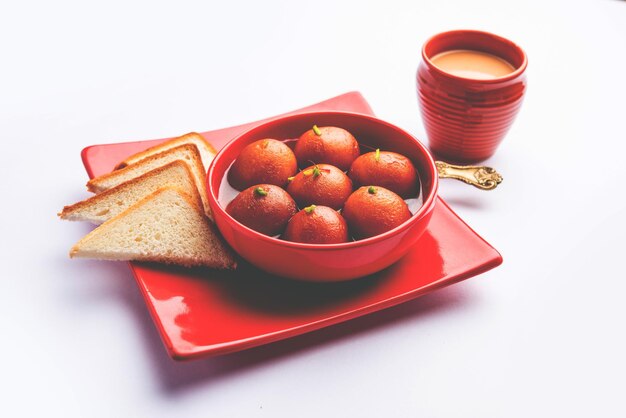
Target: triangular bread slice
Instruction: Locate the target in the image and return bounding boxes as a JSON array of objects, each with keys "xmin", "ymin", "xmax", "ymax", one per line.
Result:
[
  {"xmin": 59, "ymin": 161, "xmax": 197, "ymax": 224},
  {"xmin": 70, "ymin": 187, "xmax": 236, "ymax": 269},
  {"xmin": 115, "ymin": 132, "xmax": 217, "ymax": 171},
  {"xmin": 86, "ymin": 143, "xmax": 211, "ymax": 217}
]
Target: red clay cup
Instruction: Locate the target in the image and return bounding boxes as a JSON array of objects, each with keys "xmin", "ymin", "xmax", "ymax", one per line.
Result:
[{"xmin": 417, "ymin": 30, "xmax": 528, "ymax": 163}]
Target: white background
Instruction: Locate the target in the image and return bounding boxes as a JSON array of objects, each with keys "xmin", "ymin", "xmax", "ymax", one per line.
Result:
[{"xmin": 1, "ymin": 0, "xmax": 625, "ymax": 416}]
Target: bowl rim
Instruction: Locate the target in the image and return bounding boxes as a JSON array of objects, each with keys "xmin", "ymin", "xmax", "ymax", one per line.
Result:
[
  {"xmin": 421, "ymin": 29, "xmax": 528, "ymax": 84},
  {"xmin": 207, "ymin": 110, "xmax": 439, "ymax": 251}
]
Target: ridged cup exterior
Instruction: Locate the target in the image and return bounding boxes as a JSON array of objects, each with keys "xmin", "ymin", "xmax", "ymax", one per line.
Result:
[{"xmin": 417, "ymin": 30, "xmax": 528, "ymax": 163}]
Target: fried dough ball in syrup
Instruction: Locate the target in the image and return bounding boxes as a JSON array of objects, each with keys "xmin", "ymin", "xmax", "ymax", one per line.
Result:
[
  {"xmin": 282, "ymin": 205, "xmax": 349, "ymax": 244},
  {"xmin": 342, "ymin": 186, "xmax": 411, "ymax": 240},
  {"xmin": 294, "ymin": 126, "xmax": 360, "ymax": 171},
  {"xmin": 349, "ymin": 150, "xmax": 419, "ymax": 199},
  {"xmin": 286, "ymin": 164, "xmax": 353, "ymax": 210},
  {"xmin": 226, "ymin": 184, "xmax": 297, "ymax": 236},
  {"xmin": 228, "ymin": 139, "xmax": 297, "ymax": 190}
]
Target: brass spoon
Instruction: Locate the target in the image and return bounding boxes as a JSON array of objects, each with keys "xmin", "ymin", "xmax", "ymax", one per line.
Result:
[{"xmin": 435, "ymin": 161, "xmax": 503, "ymax": 190}]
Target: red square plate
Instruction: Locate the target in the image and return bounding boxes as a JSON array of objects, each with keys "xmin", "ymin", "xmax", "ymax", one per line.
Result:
[{"xmin": 81, "ymin": 92, "xmax": 502, "ymax": 360}]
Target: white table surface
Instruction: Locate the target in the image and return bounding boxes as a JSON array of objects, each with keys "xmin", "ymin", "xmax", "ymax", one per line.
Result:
[{"xmin": 2, "ymin": 0, "xmax": 625, "ymax": 416}]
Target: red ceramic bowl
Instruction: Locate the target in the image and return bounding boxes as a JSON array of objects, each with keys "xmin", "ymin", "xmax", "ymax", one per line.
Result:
[{"xmin": 207, "ymin": 111, "xmax": 439, "ymax": 282}]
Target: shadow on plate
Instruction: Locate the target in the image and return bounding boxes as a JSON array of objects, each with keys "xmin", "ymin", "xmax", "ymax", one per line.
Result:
[
  {"xmin": 63, "ymin": 234, "xmax": 473, "ymax": 396},
  {"xmin": 121, "ymin": 276, "xmax": 473, "ymax": 395},
  {"xmin": 130, "ymin": 255, "xmax": 401, "ymax": 319}
]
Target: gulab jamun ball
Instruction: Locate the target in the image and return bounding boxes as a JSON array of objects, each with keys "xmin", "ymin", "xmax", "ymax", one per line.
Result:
[
  {"xmin": 294, "ymin": 126, "xmax": 360, "ymax": 171},
  {"xmin": 228, "ymin": 138, "xmax": 297, "ymax": 190},
  {"xmin": 287, "ymin": 164, "xmax": 353, "ymax": 210},
  {"xmin": 349, "ymin": 150, "xmax": 419, "ymax": 199},
  {"xmin": 342, "ymin": 186, "xmax": 411, "ymax": 239},
  {"xmin": 282, "ymin": 205, "xmax": 349, "ymax": 244},
  {"xmin": 226, "ymin": 184, "xmax": 297, "ymax": 236}
]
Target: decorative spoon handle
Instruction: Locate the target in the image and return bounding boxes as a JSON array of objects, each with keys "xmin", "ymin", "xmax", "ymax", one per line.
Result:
[{"xmin": 435, "ymin": 161, "xmax": 503, "ymax": 190}]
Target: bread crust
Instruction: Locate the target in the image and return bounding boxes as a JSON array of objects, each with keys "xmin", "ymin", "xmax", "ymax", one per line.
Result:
[
  {"xmin": 86, "ymin": 143, "xmax": 212, "ymax": 217},
  {"xmin": 59, "ymin": 160, "xmax": 199, "ymax": 221},
  {"xmin": 114, "ymin": 132, "xmax": 217, "ymax": 170},
  {"xmin": 87, "ymin": 143, "xmax": 202, "ymax": 191},
  {"xmin": 70, "ymin": 186, "xmax": 236, "ymax": 269}
]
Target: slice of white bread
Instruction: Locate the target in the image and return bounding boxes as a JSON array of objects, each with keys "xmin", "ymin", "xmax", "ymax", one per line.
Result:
[
  {"xmin": 87, "ymin": 144, "xmax": 211, "ymax": 217},
  {"xmin": 59, "ymin": 161, "xmax": 197, "ymax": 224},
  {"xmin": 70, "ymin": 187, "xmax": 236, "ymax": 269},
  {"xmin": 115, "ymin": 132, "xmax": 217, "ymax": 171}
]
